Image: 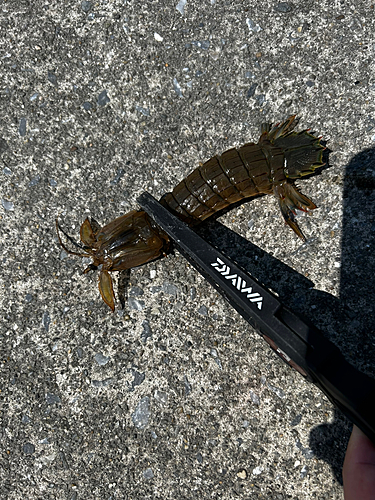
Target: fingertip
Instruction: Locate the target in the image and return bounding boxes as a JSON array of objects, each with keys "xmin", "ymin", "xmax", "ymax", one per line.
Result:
[{"xmin": 343, "ymin": 425, "xmax": 375, "ymax": 500}]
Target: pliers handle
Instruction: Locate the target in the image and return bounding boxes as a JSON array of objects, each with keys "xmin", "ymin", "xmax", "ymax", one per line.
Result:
[{"xmin": 138, "ymin": 192, "xmax": 375, "ymax": 443}]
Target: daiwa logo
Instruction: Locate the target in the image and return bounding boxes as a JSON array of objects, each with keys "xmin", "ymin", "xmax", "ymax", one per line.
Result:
[{"xmin": 211, "ymin": 257, "xmax": 263, "ymax": 310}]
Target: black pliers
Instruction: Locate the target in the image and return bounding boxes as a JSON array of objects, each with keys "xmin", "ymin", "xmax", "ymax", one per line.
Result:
[{"xmin": 138, "ymin": 192, "xmax": 375, "ymax": 443}]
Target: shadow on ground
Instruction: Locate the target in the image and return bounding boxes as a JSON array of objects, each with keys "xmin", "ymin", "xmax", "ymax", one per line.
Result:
[{"xmin": 195, "ymin": 148, "xmax": 375, "ymax": 484}]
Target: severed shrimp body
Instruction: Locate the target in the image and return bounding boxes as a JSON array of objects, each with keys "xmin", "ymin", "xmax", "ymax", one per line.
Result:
[{"xmin": 57, "ymin": 116, "xmax": 325, "ymax": 311}]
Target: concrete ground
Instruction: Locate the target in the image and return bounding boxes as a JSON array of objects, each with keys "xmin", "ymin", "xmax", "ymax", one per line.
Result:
[{"xmin": 1, "ymin": 0, "xmax": 375, "ymax": 498}]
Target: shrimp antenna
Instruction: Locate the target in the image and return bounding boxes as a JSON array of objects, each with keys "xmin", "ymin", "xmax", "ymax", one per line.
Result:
[{"xmin": 55, "ymin": 216, "xmax": 91, "ymax": 258}]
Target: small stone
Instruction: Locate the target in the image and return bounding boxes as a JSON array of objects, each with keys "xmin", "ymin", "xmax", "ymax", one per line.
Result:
[
  {"xmin": 81, "ymin": 0, "xmax": 92, "ymax": 12},
  {"xmin": 129, "ymin": 370, "xmax": 145, "ymax": 390},
  {"xmin": 291, "ymin": 414, "xmax": 302, "ymax": 426},
  {"xmin": 97, "ymin": 90, "xmax": 110, "ymax": 106},
  {"xmin": 274, "ymin": 2, "xmax": 293, "ymax": 12},
  {"xmin": 176, "ymin": 0, "xmax": 187, "ymax": 15},
  {"xmin": 246, "ymin": 83, "xmax": 257, "ymax": 98},
  {"xmin": 19, "ymin": 118, "xmax": 27, "ymax": 137},
  {"xmin": 94, "ymin": 353, "xmax": 110, "ymax": 366},
  {"xmin": 154, "ymin": 390, "xmax": 168, "ymax": 405},
  {"xmin": 184, "ymin": 376, "xmax": 192, "ymax": 395},
  {"xmin": 42, "ymin": 312, "xmax": 51, "ymax": 332},
  {"xmin": 48, "ymin": 70, "xmax": 57, "ymax": 85},
  {"xmin": 46, "ymin": 393, "xmax": 61, "ymax": 405},
  {"xmin": 173, "ymin": 78, "xmax": 183, "ymax": 98},
  {"xmin": 214, "ymin": 358, "xmax": 223, "ymax": 370},
  {"xmin": 128, "ymin": 297, "xmax": 145, "ymax": 310},
  {"xmin": 23, "ymin": 443, "xmax": 35, "ymax": 455},
  {"xmin": 163, "ymin": 283, "xmax": 178, "ymax": 296},
  {"xmin": 132, "ymin": 396, "xmax": 151, "ymax": 429},
  {"xmin": 154, "ymin": 32, "xmax": 163, "ymax": 42},
  {"xmin": 91, "ymin": 378, "xmax": 115, "ymax": 388},
  {"xmin": 49, "ymin": 179, "xmax": 57, "ymax": 187},
  {"xmin": 246, "ymin": 18, "xmax": 262, "ymax": 33},
  {"xmin": 249, "ymin": 390, "xmax": 260, "ymax": 405},
  {"xmin": 1, "ymin": 199, "xmax": 14, "ymax": 211},
  {"xmin": 141, "ymin": 320, "xmax": 152, "ymax": 343},
  {"xmin": 59, "ymin": 249, "xmax": 68, "ymax": 260},
  {"xmin": 82, "ymin": 101, "xmax": 92, "ymax": 110},
  {"xmin": 143, "ymin": 468, "xmax": 154, "ymax": 479},
  {"xmin": 267, "ymin": 383, "xmax": 285, "ymax": 399},
  {"xmin": 300, "ymin": 465, "xmax": 308, "ymax": 478},
  {"xmin": 0, "ymin": 138, "xmax": 8, "ymax": 153},
  {"xmin": 255, "ymin": 94, "xmax": 266, "ymax": 105},
  {"xmin": 198, "ymin": 305, "xmax": 208, "ymax": 316},
  {"xmin": 253, "ymin": 466, "xmax": 263, "ymax": 475},
  {"xmin": 237, "ymin": 469, "xmax": 247, "ymax": 479}
]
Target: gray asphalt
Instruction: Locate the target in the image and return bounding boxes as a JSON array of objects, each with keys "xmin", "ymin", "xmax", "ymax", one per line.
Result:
[{"xmin": 1, "ymin": 1, "xmax": 375, "ymax": 499}]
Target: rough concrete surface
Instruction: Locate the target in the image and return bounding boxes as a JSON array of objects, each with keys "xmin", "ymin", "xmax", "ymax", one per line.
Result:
[{"xmin": 1, "ymin": 0, "xmax": 375, "ymax": 499}]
